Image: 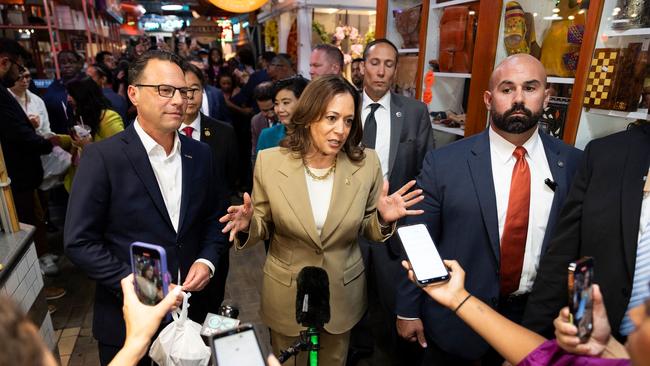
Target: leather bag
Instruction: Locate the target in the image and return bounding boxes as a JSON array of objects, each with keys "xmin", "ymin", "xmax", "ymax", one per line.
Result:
[{"xmin": 439, "ymin": 5, "xmax": 476, "ymax": 73}]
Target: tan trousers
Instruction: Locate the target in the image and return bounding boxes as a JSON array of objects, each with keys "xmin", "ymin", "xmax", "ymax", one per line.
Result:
[{"xmin": 271, "ymin": 329, "xmax": 351, "ymax": 366}]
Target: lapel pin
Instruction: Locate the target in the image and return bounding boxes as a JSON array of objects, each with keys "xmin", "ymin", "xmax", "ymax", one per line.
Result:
[
  {"xmin": 204, "ymin": 129, "xmax": 211, "ymax": 137},
  {"xmin": 184, "ymin": 154, "xmax": 193, "ymax": 159},
  {"xmin": 345, "ymin": 178, "xmax": 350, "ymax": 185},
  {"xmin": 396, "ymin": 112, "xmax": 402, "ymax": 118},
  {"xmin": 557, "ymin": 161, "xmax": 564, "ymax": 168}
]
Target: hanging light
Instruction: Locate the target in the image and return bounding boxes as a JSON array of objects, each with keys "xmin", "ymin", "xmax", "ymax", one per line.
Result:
[{"xmin": 161, "ymin": 4, "xmax": 183, "ymax": 11}]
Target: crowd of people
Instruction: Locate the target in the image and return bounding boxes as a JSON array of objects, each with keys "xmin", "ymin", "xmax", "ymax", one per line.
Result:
[{"xmin": 0, "ymin": 29, "xmax": 648, "ymax": 366}]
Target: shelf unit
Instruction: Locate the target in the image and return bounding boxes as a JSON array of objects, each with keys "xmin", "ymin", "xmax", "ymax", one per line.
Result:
[
  {"xmin": 547, "ymin": 77, "xmax": 575, "ymax": 85},
  {"xmin": 430, "ymin": 0, "xmax": 476, "ymax": 9},
  {"xmin": 431, "ymin": 123, "xmax": 465, "ymax": 136},
  {"xmin": 587, "ymin": 108, "xmax": 649, "ymax": 120},
  {"xmin": 603, "ymin": 27, "xmax": 650, "ymax": 37},
  {"xmin": 435, "ymin": 72, "xmax": 471, "ymax": 78},
  {"xmin": 398, "ymin": 48, "xmax": 420, "ymax": 53}
]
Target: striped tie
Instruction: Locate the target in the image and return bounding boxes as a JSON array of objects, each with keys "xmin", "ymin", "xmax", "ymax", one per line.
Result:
[{"xmin": 620, "ymin": 217, "xmax": 650, "ymax": 335}]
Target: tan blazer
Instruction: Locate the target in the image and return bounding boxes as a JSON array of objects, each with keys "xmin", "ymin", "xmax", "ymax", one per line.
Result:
[{"xmin": 235, "ymin": 147, "xmax": 393, "ymax": 335}]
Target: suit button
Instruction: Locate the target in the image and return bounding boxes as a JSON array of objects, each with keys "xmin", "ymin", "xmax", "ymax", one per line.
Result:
[{"xmin": 315, "ymin": 249, "xmax": 323, "ymax": 255}]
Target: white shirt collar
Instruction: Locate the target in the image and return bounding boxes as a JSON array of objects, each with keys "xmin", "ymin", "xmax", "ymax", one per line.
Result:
[
  {"xmin": 488, "ymin": 126, "xmax": 541, "ymax": 165},
  {"xmin": 134, "ymin": 117, "xmax": 181, "ymax": 157},
  {"xmin": 180, "ymin": 114, "xmax": 201, "ymax": 134},
  {"xmin": 362, "ymin": 89, "xmax": 391, "ymax": 111}
]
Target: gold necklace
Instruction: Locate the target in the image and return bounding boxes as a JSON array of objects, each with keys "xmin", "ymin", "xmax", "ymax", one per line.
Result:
[{"xmin": 304, "ymin": 159, "xmax": 337, "ymax": 180}]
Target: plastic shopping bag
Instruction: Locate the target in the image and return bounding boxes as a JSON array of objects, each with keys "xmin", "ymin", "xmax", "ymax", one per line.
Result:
[
  {"xmin": 149, "ymin": 292, "xmax": 211, "ymax": 366},
  {"xmin": 39, "ymin": 146, "xmax": 71, "ymax": 190}
]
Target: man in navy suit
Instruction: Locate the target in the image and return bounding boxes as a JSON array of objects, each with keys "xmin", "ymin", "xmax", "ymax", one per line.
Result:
[
  {"xmin": 395, "ymin": 54, "xmax": 582, "ymax": 364},
  {"xmin": 64, "ymin": 51, "xmax": 229, "ymax": 365}
]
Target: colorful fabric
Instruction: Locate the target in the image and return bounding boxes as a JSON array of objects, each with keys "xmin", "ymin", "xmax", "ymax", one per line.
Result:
[
  {"xmin": 504, "ymin": 1, "xmax": 530, "ymax": 55},
  {"xmin": 568, "ymin": 24, "xmax": 585, "ymax": 45},
  {"xmin": 518, "ymin": 340, "xmax": 630, "ymax": 366}
]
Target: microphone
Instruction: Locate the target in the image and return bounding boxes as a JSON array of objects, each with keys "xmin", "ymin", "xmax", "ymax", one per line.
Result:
[
  {"xmin": 278, "ymin": 266, "xmax": 330, "ymax": 364},
  {"xmin": 545, "ymin": 178, "xmax": 558, "ymax": 191},
  {"xmin": 295, "ymin": 266, "xmax": 330, "ymax": 328}
]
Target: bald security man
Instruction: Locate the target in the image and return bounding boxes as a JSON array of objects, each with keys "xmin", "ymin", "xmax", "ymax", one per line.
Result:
[{"xmin": 395, "ymin": 54, "xmax": 582, "ymax": 365}]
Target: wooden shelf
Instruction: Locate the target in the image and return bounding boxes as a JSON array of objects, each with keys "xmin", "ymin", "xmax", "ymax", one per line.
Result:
[
  {"xmin": 434, "ymin": 72, "xmax": 472, "ymax": 79},
  {"xmin": 586, "ymin": 108, "xmax": 649, "ymax": 120},
  {"xmin": 432, "ymin": 123, "xmax": 465, "ymax": 136},
  {"xmin": 398, "ymin": 48, "xmax": 419, "ymax": 54},
  {"xmin": 0, "ymin": 25, "xmax": 53, "ymax": 30},
  {"xmin": 547, "ymin": 77, "xmax": 575, "ymax": 84},
  {"xmin": 603, "ymin": 27, "xmax": 650, "ymax": 37},
  {"xmin": 431, "ymin": 0, "xmax": 477, "ymax": 9}
]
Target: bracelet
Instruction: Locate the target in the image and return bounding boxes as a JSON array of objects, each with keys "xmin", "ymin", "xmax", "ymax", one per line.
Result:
[{"xmin": 453, "ymin": 294, "xmax": 472, "ymax": 313}]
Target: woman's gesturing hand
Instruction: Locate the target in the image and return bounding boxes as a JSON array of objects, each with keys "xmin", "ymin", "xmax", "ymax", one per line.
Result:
[
  {"xmin": 377, "ymin": 180, "xmax": 424, "ymax": 224},
  {"xmin": 219, "ymin": 193, "xmax": 254, "ymax": 242}
]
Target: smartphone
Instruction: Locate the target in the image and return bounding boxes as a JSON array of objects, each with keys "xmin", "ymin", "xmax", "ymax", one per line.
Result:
[
  {"xmin": 397, "ymin": 224, "xmax": 450, "ymax": 286},
  {"xmin": 130, "ymin": 242, "xmax": 170, "ymax": 306},
  {"xmin": 210, "ymin": 324, "xmax": 265, "ymax": 366},
  {"xmin": 568, "ymin": 257, "xmax": 594, "ymax": 343}
]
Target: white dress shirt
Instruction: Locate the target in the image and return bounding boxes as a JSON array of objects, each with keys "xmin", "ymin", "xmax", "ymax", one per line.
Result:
[
  {"xmin": 361, "ymin": 91, "xmax": 391, "ymax": 179},
  {"xmin": 134, "ymin": 119, "xmax": 215, "ymax": 277},
  {"xmin": 305, "ymin": 168, "xmax": 335, "ymax": 236},
  {"xmin": 179, "ymin": 114, "xmax": 201, "ymax": 141},
  {"xmin": 489, "ymin": 127, "xmax": 554, "ymax": 295},
  {"xmin": 201, "ymin": 91, "xmax": 210, "ymax": 117},
  {"xmin": 9, "ymin": 89, "xmax": 53, "ymax": 137}
]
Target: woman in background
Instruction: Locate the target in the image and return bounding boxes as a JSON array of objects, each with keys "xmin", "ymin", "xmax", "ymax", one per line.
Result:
[
  {"xmin": 63, "ymin": 77, "xmax": 124, "ymax": 192},
  {"xmin": 256, "ymin": 76, "xmax": 308, "ymax": 152}
]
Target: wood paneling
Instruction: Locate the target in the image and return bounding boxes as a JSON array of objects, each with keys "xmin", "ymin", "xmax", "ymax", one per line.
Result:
[
  {"xmin": 375, "ymin": 0, "xmax": 388, "ymax": 38},
  {"xmin": 415, "ymin": 0, "xmax": 431, "ymax": 99},
  {"xmin": 463, "ymin": 0, "xmax": 504, "ymax": 137}
]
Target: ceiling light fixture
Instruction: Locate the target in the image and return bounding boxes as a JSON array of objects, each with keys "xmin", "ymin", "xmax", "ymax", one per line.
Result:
[{"xmin": 161, "ymin": 4, "xmax": 183, "ymax": 11}]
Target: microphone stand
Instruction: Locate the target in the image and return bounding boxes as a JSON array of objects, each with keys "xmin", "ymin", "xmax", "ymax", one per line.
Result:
[{"xmin": 277, "ymin": 328, "xmax": 321, "ymax": 365}]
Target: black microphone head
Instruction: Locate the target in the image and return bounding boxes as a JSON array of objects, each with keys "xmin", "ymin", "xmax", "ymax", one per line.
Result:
[{"xmin": 295, "ymin": 266, "xmax": 330, "ymax": 328}]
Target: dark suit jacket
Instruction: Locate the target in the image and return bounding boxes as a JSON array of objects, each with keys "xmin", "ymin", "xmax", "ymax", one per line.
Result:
[
  {"xmin": 64, "ymin": 124, "xmax": 229, "ymax": 346},
  {"xmin": 102, "ymin": 87, "xmax": 127, "ymax": 122},
  {"xmin": 523, "ymin": 124, "xmax": 650, "ymax": 339},
  {"xmin": 0, "ymin": 85, "xmax": 52, "ymax": 191},
  {"xmin": 205, "ymin": 85, "xmax": 232, "ymax": 124},
  {"xmin": 361, "ymin": 92, "xmax": 435, "ymax": 254},
  {"xmin": 199, "ymin": 113, "xmax": 238, "ymax": 196},
  {"xmin": 396, "ymin": 129, "xmax": 582, "ymax": 359}
]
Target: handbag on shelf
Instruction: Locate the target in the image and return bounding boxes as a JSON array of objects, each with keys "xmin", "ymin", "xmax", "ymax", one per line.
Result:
[
  {"xmin": 394, "ymin": 4, "xmax": 422, "ymax": 49},
  {"xmin": 438, "ymin": 5, "xmax": 477, "ymax": 73}
]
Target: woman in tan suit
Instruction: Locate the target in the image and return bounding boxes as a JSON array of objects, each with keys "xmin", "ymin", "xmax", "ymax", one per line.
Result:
[{"xmin": 220, "ymin": 75, "xmax": 423, "ymax": 365}]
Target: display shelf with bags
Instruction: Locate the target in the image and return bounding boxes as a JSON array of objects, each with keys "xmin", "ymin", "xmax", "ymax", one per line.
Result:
[{"xmin": 571, "ymin": 0, "xmax": 650, "ymax": 148}]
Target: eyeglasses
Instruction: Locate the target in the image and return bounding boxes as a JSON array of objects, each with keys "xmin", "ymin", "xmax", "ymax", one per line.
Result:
[
  {"xmin": 19, "ymin": 74, "xmax": 31, "ymax": 80},
  {"xmin": 186, "ymin": 88, "xmax": 201, "ymax": 98},
  {"xmin": 135, "ymin": 84, "xmax": 194, "ymax": 99}
]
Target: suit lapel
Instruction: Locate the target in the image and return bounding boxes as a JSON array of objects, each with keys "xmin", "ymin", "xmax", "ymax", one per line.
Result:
[
  {"xmin": 121, "ymin": 126, "xmax": 174, "ymax": 231},
  {"xmin": 539, "ymin": 132, "xmax": 566, "ymax": 253},
  {"xmin": 277, "ymin": 155, "xmax": 322, "ymax": 247},
  {"xmin": 467, "ymin": 131, "xmax": 500, "ymax": 262},
  {"xmin": 388, "ymin": 93, "xmax": 403, "ymax": 177},
  {"xmin": 177, "ymin": 137, "xmax": 194, "ymax": 237},
  {"xmin": 320, "ymin": 154, "xmax": 362, "ymax": 243},
  {"xmin": 621, "ymin": 126, "xmax": 650, "ymax": 281}
]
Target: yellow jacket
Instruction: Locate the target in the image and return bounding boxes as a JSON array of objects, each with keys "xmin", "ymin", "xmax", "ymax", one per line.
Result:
[{"xmin": 62, "ymin": 109, "xmax": 124, "ymax": 192}]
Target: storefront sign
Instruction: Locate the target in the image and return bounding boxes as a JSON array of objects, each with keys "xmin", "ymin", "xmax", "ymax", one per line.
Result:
[{"xmin": 140, "ymin": 14, "xmax": 186, "ymax": 33}]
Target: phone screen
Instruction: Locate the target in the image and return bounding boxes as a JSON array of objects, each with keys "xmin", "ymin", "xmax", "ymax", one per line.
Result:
[
  {"xmin": 568, "ymin": 257, "xmax": 594, "ymax": 342},
  {"xmin": 132, "ymin": 247, "xmax": 165, "ymax": 305},
  {"xmin": 398, "ymin": 224, "xmax": 449, "ymax": 285},
  {"xmin": 213, "ymin": 328, "xmax": 265, "ymax": 366}
]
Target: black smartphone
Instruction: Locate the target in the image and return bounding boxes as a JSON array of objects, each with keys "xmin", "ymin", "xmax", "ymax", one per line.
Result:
[
  {"xmin": 568, "ymin": 257, "xmax": 594, "ymax": 343},
  {"xmin": 397, "ymin": 224, "xmax": 450, "ymax": 286},
  {"xmin": 130, "ymin": 242, "xmax": 170, "ymax": 306},
  {"xmin": 210, "ymin": 324, "xmax": 265, "ymax": 366}
]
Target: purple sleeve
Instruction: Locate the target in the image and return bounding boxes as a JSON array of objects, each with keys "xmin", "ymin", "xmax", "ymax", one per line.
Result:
[{"xmin": 518, "ymin": 340, "xmax": 631, "ymax": 366}]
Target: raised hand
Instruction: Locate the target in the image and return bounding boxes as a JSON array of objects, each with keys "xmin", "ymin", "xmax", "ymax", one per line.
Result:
[
  {"xmin": 219, "ymin": 193, "xmax": 253, "ymax": 242},
  {"xmin": 554, "ymin": 284, "xmax": 611, "ymax": 357},
  {"xmin": 376, "ymin": 180, "xmax": 424, "ymax": 224}
]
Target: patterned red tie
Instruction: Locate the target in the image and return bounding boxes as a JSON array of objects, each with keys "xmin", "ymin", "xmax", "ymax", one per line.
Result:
[
  {"xmin": 182, "ymin": 126, "xmax": 194, "ymax": 139},
  {"xmin": 499, "ymin": 146, "xmax": 530, "ymax": 296}
]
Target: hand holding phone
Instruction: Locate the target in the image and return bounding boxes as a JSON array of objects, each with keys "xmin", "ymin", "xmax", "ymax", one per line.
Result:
[
  {"xmin": 210, "ymin": 324, "xmax": 266, "ymax": 366},
  {"xmin": 568, "ymin": 257, "xmax": 594, "ymax": 343},
  {"xmin": 398, "ymin": 224, "xmax": 450, "ymax": 287},
  {"xmin": 130, "ymin": 242, "xmax": 170, "ymax": 305}
]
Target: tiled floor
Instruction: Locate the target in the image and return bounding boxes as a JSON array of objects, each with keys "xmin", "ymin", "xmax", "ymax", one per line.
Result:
[{"xmin": 45, "ymin": 217, "xmax": 269, "ymax": 366}]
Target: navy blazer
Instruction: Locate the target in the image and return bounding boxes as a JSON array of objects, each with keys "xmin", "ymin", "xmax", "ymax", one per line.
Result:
[
  {"xmin": 205, "ymin": 85, "xmax": 232, "ymax": 124},
  {"xmin": 396, "ymin": 129, "xmax": 582, "ymax": 359},
  {"xmin": 64, "ymin": 124, "xmax": 229, "ymax": 347}
]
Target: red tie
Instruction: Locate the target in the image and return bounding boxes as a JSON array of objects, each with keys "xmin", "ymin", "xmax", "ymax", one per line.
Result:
[
  {"xmin": 182, "ymin": 126, "xmax": 194, "ymax": 139},
  {"xmin": 499, "ymin": 146, "xmax": 530, "ymax": 296}
]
